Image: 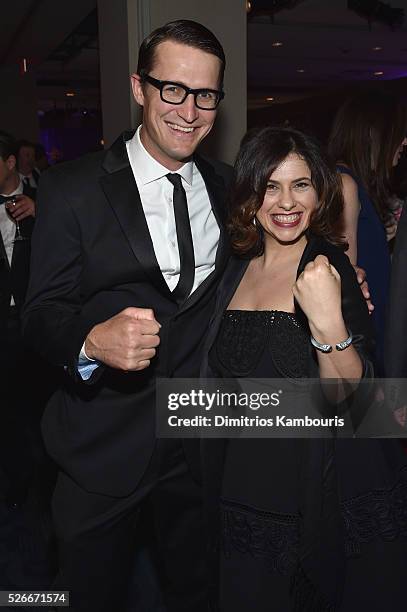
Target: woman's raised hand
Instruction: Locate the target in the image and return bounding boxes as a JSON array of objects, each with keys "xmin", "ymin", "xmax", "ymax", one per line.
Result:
[{"xmin": 293, "ymin": 255, "xmax": 342, "ymax": 333}]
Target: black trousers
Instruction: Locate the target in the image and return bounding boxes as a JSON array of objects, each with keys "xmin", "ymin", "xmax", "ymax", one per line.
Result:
[
  {"xmin": 52, "ymin": 440, "xmax": 208, "ymax": 612},
  {"xmin": 0, "ymin": 308, "xmax": 34, "ymax": 500},
  {"xmin": 0, "ymin": 307, "xmax": 58, "ymax": 503}
]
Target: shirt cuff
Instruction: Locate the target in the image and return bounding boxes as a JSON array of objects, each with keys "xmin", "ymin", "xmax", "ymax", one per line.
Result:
[
  {"xmin": 78, "ymin": 361, "xmax": 100, "ymax": 381},
  {"xmin": 78, "ymin": 341, "xmax": 99, "ymax": 380},
  {"xmin": 78, "ymin": 341, "xmax": 96, "ymax": 364}
]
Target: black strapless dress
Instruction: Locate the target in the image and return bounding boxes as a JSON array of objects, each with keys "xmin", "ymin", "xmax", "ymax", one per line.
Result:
[{"xmin": 209, "ymin": 310, "xmax": 407, "ymax": 612}]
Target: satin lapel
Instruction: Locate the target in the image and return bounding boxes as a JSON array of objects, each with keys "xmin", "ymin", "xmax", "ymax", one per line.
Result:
[
  {"xmin": 179, "ymin": 155, "xmax": 231, "ymax": 313},
  {"xmin": 100, "ymin": 133, "xmax": 173, "ymax": 299},
  {"xmin": 0, "ymin": 227, "xmax": 7, "ymax": 265},
  {"xmin": 294, "ymin": 233, "xmax": 321, "ymax": 328},
  {"xmin": 10, "ymin": 217, "xmax": 32, "ymax": 271},
  {"xmin": 194, "ymin": 155, "xmax": 228, "ymax": 231},
  {"xmin": 195, "ymin": 154, "xmax": 229, "ymax": 269},
  {"xmin": 200, "ymin": 259, "xmax": 250, "ymax": 524},
  {"xmin": 296, "ymin": 232, "xmax": 320, "ymax": 278},
  {"xmin": 203, "ymin": 257, "xmax": 250, "ymax": 364}
]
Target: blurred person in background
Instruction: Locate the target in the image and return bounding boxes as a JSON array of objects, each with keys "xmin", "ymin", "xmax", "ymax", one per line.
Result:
[
  {"xmin": 386, "ymin": 136, "xmax": 407, "ymax": 379},
  {"xmin": 17, "ymin": 139, "xmax": 40, "ymax": 191},
  {"xmin": 328, "ymin": 91, "xmax": 407, "ymax": 374},
  {"xmin": 0, "ymin": 130, "xmax": 37, "ymax": 507},
  {"xmin": 34, "ymin": 143, "xmax": 50, "ymax": 173}
]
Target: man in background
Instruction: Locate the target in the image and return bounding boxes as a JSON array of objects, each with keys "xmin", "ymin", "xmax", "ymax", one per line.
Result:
[
  {"xmin": 17, "ymin": 139, "xmax": 40, "ymax": 191},
  {"xmin": 0, "ymin": 130, "xmax": 36, "ymax": 507}
]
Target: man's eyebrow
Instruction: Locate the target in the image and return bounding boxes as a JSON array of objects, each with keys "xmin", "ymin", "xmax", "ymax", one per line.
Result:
[{"xmin": 162, "ymin": 79, "xmax": 214, "ymax": 90}]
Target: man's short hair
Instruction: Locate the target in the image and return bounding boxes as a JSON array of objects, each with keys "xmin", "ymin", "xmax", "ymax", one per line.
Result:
[
  {"xmin": 137, "ymin": 19, "xmax": 226, "ymax": 87},
  {"xmin": 0, "ymin": 130, "xmax": 17, "ymax": 161}
]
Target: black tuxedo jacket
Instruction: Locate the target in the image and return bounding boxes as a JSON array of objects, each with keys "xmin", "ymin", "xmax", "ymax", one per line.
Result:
[
  {"xmin": 0, "ymin": 183, "xmax": 35, "ymax": 323},
  {"xmin": 22, "ymin": 131, "xmax": 232, "ymax": 496}
]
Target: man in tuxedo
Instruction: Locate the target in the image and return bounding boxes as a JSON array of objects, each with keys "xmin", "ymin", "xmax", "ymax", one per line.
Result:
[
  {"xmin": 23, "ymin": 20, "xmax": 231, "ymax": 612},
  {"xmin": 16, "ymin": 140, "xmax": 40, "ymax": 192},
  {"xmin": 0, "ymin": 130, "xmax": 37, "ymax": 506}
]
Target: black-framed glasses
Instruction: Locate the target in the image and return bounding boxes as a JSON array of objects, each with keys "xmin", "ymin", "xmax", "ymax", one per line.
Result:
[{"xmin": 141, "ymin": 74, "xmax": 224, "ymax": 110}]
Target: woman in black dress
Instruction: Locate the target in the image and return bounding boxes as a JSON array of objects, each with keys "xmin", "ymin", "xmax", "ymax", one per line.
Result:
[{"xmin": 201, "ymin": 127, "xmax": 407, "ymax": 612}]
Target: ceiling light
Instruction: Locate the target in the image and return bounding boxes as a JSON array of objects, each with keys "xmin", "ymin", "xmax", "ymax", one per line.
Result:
[
  {"xmin": 374, "ymin": 71, "xmax": 384, "ymax": 76},
  {"xmin": 66, "ymin": 92, "xmax": 75, "ymax": 97},
  {"xmin": 271, "ymin": 41, "xmax": 283, "ymax": 47},
  {"xmin": 266, "ymin": 97, "xmax": 275, "ymax": 101},
  {"xmin": 372, "ymin": 46, "xmax": 383, "ymax": 51}
]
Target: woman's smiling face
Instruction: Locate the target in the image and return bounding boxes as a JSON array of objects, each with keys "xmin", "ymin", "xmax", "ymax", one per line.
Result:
[{"xmin": 256, "ymin": 153, "xmax": 318, "ymax": 246}]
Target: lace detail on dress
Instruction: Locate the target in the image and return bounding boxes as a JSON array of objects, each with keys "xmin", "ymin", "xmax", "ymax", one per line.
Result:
[
  {"xmin": 290, "ymin": 565, "xmax": 335, "ymax": 612},
  {"xmin": 221, "ymin": 466, "xmax": 407, "ymax": 572},
  {"xmin": 341, "ymin": 465, "xmax": 407, "ymax": 557},
  {"xmin": 267, "ymin": 312, "xmax": 309, "ymax": 378},
  {"xmin": 216, "ymin": 310, "xmax": 309, "ymax": 378},
  {"xmin": 221, "ymin": 498, "xmax": 300, "ymax": 575},
  {"xmin": 216, "ymin": 311, "xmax": 269, "ymax": 376}
]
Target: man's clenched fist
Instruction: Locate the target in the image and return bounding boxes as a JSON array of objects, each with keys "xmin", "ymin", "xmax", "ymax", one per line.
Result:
[{"xmin": 84, "ymin": 307, "xmax": 161, "ymax": 371}]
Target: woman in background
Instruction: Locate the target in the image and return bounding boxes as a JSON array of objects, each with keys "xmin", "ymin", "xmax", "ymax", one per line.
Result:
[{"xmin": 329, "ymin": 92, "xmax": 407, "ymax": 373}]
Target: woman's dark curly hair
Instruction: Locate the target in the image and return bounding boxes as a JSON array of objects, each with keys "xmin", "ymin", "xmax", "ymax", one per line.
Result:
[{"xmin": 228, "ymin": 126, "xmax": 345, "ymax": 257}]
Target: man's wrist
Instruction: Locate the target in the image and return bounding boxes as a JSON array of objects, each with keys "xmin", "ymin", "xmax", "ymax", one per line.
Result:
[
  {"xmin": 83, "ymin": 342, "xmax": 96, "ymax": 361},
  {"xmin": 81, "ymin": 336, "xmax": 97, "ymax": 362}
]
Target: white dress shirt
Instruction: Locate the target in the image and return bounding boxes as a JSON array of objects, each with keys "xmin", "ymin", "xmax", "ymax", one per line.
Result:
[
  {"xmin": 0, "ymin": 180, "xmax": 24, "ymax": 306},
  {"xmin": 79, "ymin": 126, "xmax": 220, "ymax": 372},
  {"xmin": 19, "ymin": 172, "xmax": 38, "ymax": 190},
  {"xmin": 126, "ymin": 126, "xmax": 220, "ymax": 293}
]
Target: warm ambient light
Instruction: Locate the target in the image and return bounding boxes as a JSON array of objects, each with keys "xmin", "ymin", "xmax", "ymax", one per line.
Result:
[
  {"xmin": 297, "ymin": 68, "xmax": 305, "ymax": 73},
  {"xmin": 266, "ymin": 97, "xmax": 275, "ymax": 101},
  {"xmin": 372, "ymin": 46, "xmax": 383, "ymax": 51},
  {"xmin": 66, "ymin": 92, "xmax": 75, "ymax": 97},
  {"xmin": 374, "ymin": 71, "xmax": 384, "ymax": 76},
  {"xmin": 246, "ymin": 0, "xmax": 251, "ymax": 12},
  {"xmin": 271, "ymin": 41, "xmax": 283, "ymax": 47}
]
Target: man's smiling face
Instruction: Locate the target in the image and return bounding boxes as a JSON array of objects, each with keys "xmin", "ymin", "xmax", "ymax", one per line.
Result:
[{"xmin": 131, "ymin": 40, "xmax": 222, "ymax": 171}]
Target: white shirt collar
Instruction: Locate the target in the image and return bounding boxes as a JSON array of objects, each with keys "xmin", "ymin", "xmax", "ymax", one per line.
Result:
[
  {"xmin": 126, "ymin": 125, "xmax": 194, "ymax": 187},
  {"xmin": 1, "ymin": 178, "xmax": 24, "ymax": 198}
]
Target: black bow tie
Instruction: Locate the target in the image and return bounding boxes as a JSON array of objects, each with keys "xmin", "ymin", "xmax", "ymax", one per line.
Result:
[{"xmin": 0, "ymin": 194, "xmax": 18, "ymax": 205}]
